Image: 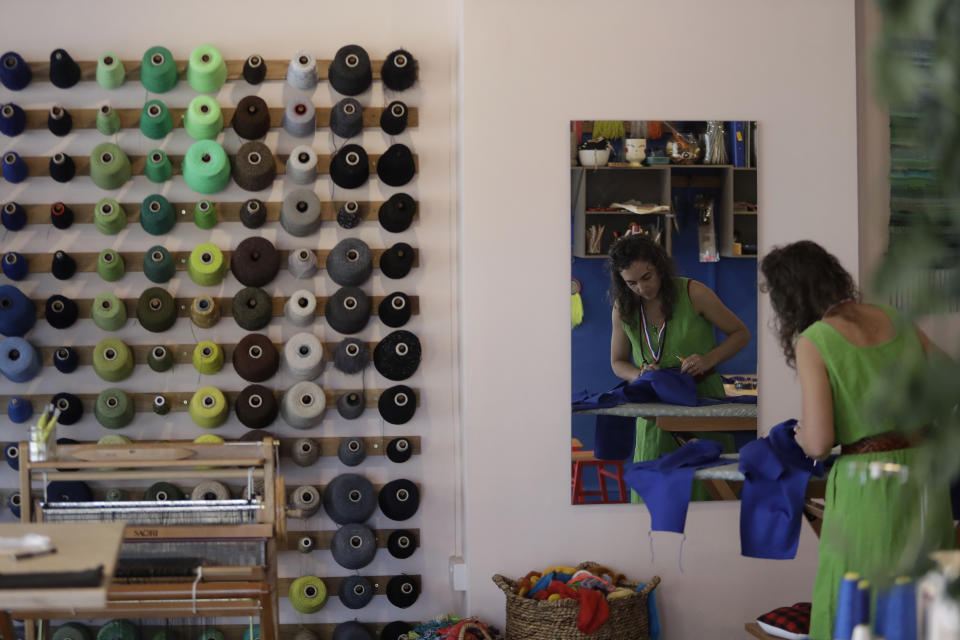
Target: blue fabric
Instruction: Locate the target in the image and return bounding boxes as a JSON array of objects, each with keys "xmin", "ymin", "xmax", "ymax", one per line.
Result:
[
  {"xmin": 739, "ymin": 419, "xmax": 824, "ymax": 559},
  {"xmin": 572, "ymin": 368, "xmax": 757, "ymax": 411},
  {"xmin": 593, "ymin": 415, "xmax": 636, "ymax": 460},
  {"xmin": 623, "ymin": 439, "xmax": 730, "ymax": 533},
  {"xmin": 637, "ymin": 582, "xmax": 661, "ymax": 640}
]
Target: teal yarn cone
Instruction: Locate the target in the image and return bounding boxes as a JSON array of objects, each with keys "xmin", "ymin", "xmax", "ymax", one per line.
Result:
[
  {"xmin": 96, "ymin": 52, "xmax": 125, "ymax": 89},
  {"xmin": 140, "ymin": 100, "xmax": 173, "ymax": 139},
  {"xmin": 90, "ymin": 143, "xmax": 131, "ymax": 189},
  {"xmin": 187, "ymin": 45, "xmax": 227, "ymax": 93},
  {"xmin": 96, "ymin": 104, "xmax": 121, "ymax": 135},
  {"xmin": 140, "ymin": 194, "xmax": 176, "ymax": 235},
  {"xmin": 94, "ymin": 198, "xmax": 127, "ymax": 235},
  {"xmin": 141, "ymin": 46, "xmax": 178, "ymax": 93},
  {"xmin": 183, "ymin": 140, "xmax": 230, "ymax": 194},
  {"xmin": 144, "ymin": 246, "xmax": 175, "ymax": 283},
  {"xmin": 184, "ymin": 96, "xmax": 223, "ymax": 140},
  {"xmin": 194, "ymin": 200, "xmax": 217, "ymax": 229},
  {"xmin": 145, "ymin": 149, "xmax": 172, "ymax": 183}
]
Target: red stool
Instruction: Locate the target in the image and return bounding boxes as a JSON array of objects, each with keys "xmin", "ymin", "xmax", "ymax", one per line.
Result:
[{"xmin": 571, "ymin": 450, "xmax": 629, "ymax": 504}]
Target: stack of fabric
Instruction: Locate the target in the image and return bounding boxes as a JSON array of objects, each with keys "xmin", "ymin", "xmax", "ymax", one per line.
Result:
[{"xmin": 403, "ymin": 615, "xmax": 501, "ymax": 639}]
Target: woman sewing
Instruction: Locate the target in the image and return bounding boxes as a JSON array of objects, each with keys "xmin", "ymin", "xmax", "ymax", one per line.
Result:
[
  {"xmin": 608, "ymin": 234, "xmax": 751, "ymax": 473},
  {"xmin": 760, "ymin": 240, "xmax": 955, "ymax": 638}
]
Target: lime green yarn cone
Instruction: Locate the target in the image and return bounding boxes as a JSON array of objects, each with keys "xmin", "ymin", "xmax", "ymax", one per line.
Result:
[
  {"xmin": 94, "ymin": 198, "xmax": 127, "ymax": 235},
  {"xmin": 140, "ymin": 194, "xmax": 176, "ymax": 235},
  {"xmin": 187, "ymin": 45, "xmax": 227, "ymax": 93},
  {"xmin": 184, "ymin": 96, "xmax": 223, "ymax": 140},
  {"xmin": 96, "ymin": 52, "xmax": 125, "ymax": 89},
  {"xmin": 145, "ymin": 149, "xmax": 172, "ymax": 183},
  {"xmin": 90, "ymin": 143, "xmax": 131, "ymax": 189},
  {"xmin": 92, "ymin": 294, "xmax": 127, "ymax": 332},
  {"xmin": 183, "ymin": 140, "xmax": 230, "ymax": 194},
  {"xmin": 97, "ymin": 249, "xmax": 125, "ymax": 282},
  {"xmin": 188, "ymin": 243, "xmax": 226, "ymax": 286},
  {"xmin": 192, "ymin": 341, "xmax": 224, "ymax": 374},
  {"xmin": 194, "ymin": 200, "xmax": 217, "ymax": 229},
  {"xmin": 140, "ymin": 100, "xmax": 173, "ymax": 139},
  {"xmin": 189, "ymin": 386, "xmax": 228, "ymax": 429},
  {"xmin": 96, "ymin": 104, "xmax": 122, "ymax": 135},
  {"xmin": 141, "ymin": 46, "xmax": 178, "ymax": 93}
]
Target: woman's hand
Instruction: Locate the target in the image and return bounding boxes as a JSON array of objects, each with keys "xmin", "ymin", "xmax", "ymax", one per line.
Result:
[
  {"xmin": 680, "ymin": 353, "xmax": 712, "ymax": 376},
  {"xmin": 638, "ymin": 363, "xmax": 659, "ymax": 376}
]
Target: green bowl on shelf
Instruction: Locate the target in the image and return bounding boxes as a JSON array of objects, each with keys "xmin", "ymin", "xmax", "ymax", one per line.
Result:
[{"xmin": 646, "ymin": 156, "xmax": 670, "ymax": 165}]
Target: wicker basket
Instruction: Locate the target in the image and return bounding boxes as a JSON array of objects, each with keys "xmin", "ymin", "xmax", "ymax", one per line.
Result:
[{"xmin": 492, "ymin": 563, "xmax": 660, "ymax": 640}]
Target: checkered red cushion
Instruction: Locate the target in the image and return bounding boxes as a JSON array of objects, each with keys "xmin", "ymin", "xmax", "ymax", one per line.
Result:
[{"xmin": 757, "ymin": 602, "xmax": 811, "ymax": 635}]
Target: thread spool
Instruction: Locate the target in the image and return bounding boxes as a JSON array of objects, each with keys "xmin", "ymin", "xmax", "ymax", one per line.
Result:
[
  {"xmin": 235, "ymin": 384, "xmax": 278, "ymax": 429},
  {"xmin": 45, "ymin": 294, "xmax": 79, "ymax": 329},
  {"xmin": 288, "ymin": 248, "xmax": 318, "ymax": 279},
  {"xmin": 387, "ymin": 529, "xmax": 416, "ymax": 558},
  {"xmin": 190, "ymin": 295, "xmax": 219, "ymax": 328},
  {"xmin": 381, "ymin": 49, "xmax": 419, "ymax": 91},
  {"xmin": 852, "ymin": 579, "xmax": 871, "ymax": 633},
  {"xmin": 189, "ymin": 386, "xmax": 228, "ymax": 429},
  {"xmin": 140, "ymin": 46, "xmax": 178, "ymax": 93},
  {"xmin": 337, "ymin": 392, "xmax": 365, "ymax": 420},
  {"xmin": 0, "ymin": 102, "xmax": 25, "ymax": 137},
  {"xmin": 377, "ymin": 330, "xmax": 426, "ymax": 384},
  {"xmin": 233, "ymin": 333, "xmax": 279, "ymax": 382},
  {"xmin": 136, "ymin": 287, "xmax": 176, "ymax": 333},
  {"xmin": 334, "ymin": 338, "xmax": 370, "ymax": 374},
  {"xmin": 1, "ymin": 201, "xmax": 25, "ymax": 231},
  {"xmin": 380, "ymin": 242, "xmax": 415, "ymax": 279},
  {"xmin": 98, "ymin": 434, "xmax": 131, "ymax": 446},
  {"xmin": 2, "ymin": 151, "xmax": 28, "ymax": 183},
  {"xmin": 285, "ymin": 290, "xmax": 317, "ymax": 326},
  {"xmin": 330, "ymin": 98, "xmax": 363, "ymax": 138},
  {"xmin": 50, "ymin": 202, "xmax": 74, "ymax": 229},
  {"xmin": 188, "ymin": 45, "xmax": 227, "ymax": 93},
  {"xmin": 376, "ymin": 143, "xmax": 416, "ymax": 187},
  {"xmin": 328, "ymin": 45, "xmax": 372, "ymax": 96},
  {"xmin": 378, "ymin": 292, "xmax": 411, "ymax": 328},
  {"xmin": 337, "ymin": 200, "xmax": 362, "ymax": 228},
  {"xmin": 47, "ymin": 105, "xmax": 72, "ymax": 136},
  {"xmin": 327, "ymin": 238, "xmax": 372, "ymax": 286},
  {"xmin": 242, "ymin": 54, "xmax": 266, "ymax": 84},
  {"xmin": 240, "ymin": 199, "xmax": 266, "ymax": 228},
  {"xmin": 232, "ymin": 141, "xmax": 276, "ymax": 191},
  {"xmin": 329, "ymin": 144, "xmax": 369, "ymax": 189},
  {"xmin": 145, "ymin": 149, "xmax": 172, "ymax": 183},
  {"xmin": 95, "ymin": 389, "xmax": 134, "ymax": 430},
  {"xmin": 286, "ymin": 51, "xmax": 318, "ymax": 90},
  {"xmin": 381, "ymin": 622, "xmax": 413, "ymax": 640},
  {"xmin": 96, "ymin": 104, "xmax": 121, "ymax": 135},
  {"xmin": 333, "ymin": 622, "xmax": 375, "ymax": 640},
  {"xmin": 338, "ymin": 437, "xmax": 366, "ymax": 465},
  {"xmin": 378, "ymin": 193, "xmax": 416, "ymax": 233},
  {"xmin": 231, "ymin": 237, "xmax": 280, "ymax": 286},
  {"xmin": 194, "ymin": 199, "xmax": 218, "ymax": 229},
  {"xmin": 49, "ymin": 484, "xmax": 95, "ymax": 505},
  {"xmin": 281, "ymin": 381, "xmax": 326, "ymax": 429},
  {"xmin": 386, "ymin": 437, "xmax": 412, "ymax": 463},
  {"xmin": 152, "ymin": 394, "xmax": 170, "ymax": 415},
  {"xmin": 380, "ymin": 101, "xmax": 409, "ymax": 135},
  {"xmin": 325, "ymin": 287, "xmax": 371, "ymax": 335},
  {"xmin": 93, "ymin": 338, "xmax": 134, "ymax": 382},
  {"xmin": 0, "ymin": 285, "xmax": 35, "ymax": 336},
  {"xmin": 288, "ymin": 575, "xmax": 327, "ymax": 614},
  {"xmin": 49, "ymin": 49, "xmax": 80, "ymax": 88},
  {"xmin": 53, "ymin": 346, "xmax": 78, "ymax": 373},
  {"xmin": 330, "ymin": 523, "xmax": 376, "ymax": 569},
  {"xmin": 144, "ymin": 246, "xmax": 175, "ymax": 283},
  {"xmin": 286, "ymin": 145, "xmax": 318, "ymax": 184},
  {"xmin": 1, "ymin": 252, "xmax": 27, "ymax": 281},
  {"xmin": 193, "ymin": 341, "xmax": 224, "ymax": 375},
  {"xmin": 147, "ymin": 345, "xmax": 173, "ymax": 372},
  {"xmin": 51, "ymin": 393, "xmax": 82, "ymax": 425},
  {"xmin": 884, "ymin": 577, "xmax": 916, "ymax": 640},
  {"xmin": 0, "ymin": 337, "xmax": 40, "ymax": 382},
  {"xmin": 281, "ymin": 100, "xmax": 316, "ymax": 138},
  {"xmin": 92, "ymin": 293, "xmax": 127, "ymax": 331},
  {"xmin": 833, "ymin": 572, "xmax": 861, "ymax": 640},
  {"xmin": 188, "ymin": 243, "xmax": 226, "ymax": 286},
  {"xmin": 284, "ymin": 333, "xmax": 325, "ymax": 380},
  {"xmin": 191, "ymin": 481, "xmax": 231, "ymax": 501},
  {"xmin": 140, "ymin": 100, "xmax": 173, "ymax": 139},
  {"xmin": 94, "ymin": 198, "xmax": 126, "ymax": 235},
  {"xmin": 379, "ymin": 479, "xmax": 420, "ymax": 521},
  {"xmin": 96, "ymin": 52, "xmax": 125, "ymax": 89},
  {"xmin": 144, "ymin": 481, "xmax": 185, "ymax": 501},
  {"xmin": 339, "ymin": 575, "xmax": 374, "ymax": 610},
  {"xmin": 139, "ymin": 194, "xmax": 175, "ymax": 235},
  {"xmin": 8, "ymin": 396, "xmax": 32, "ymax": 424},
  {"xmin": 385, "ymin": 574, "xmax": 420, "ymax": 608},
  {"xmin": 297, "ymin": 536, "xmax": 314, "ymax": 553},
  {"xmin": 280, "ymin": 190, "xmax": 322, "ymax": 237},
  {"xmin": 322, "ymin": 473, "xmax": 376, "ymax": 524},
  {"xmin": 232, "ymin": 287, "xmax": 272, "ymax": 331},
  {"xmin": 8, "ymin": 492, "xmax": 20, "ymax": 518},
  {"xmin": 97, "ymin": 249, "xmax": 125, "ymax": 282},
  {"xmin": 105, "ymin": 488, "xmax": 127, "ymax": 501},
  {"xmin": 49, "ymin": 152, "xmax": 75, "ymax": 183},
  {"xmin": 232, "ymin": 95, "xmax": 270, "ymax": 139},
  {"xmin": 290, "ymin": 484, "xmax": 321, "ymax": 517},
  {"xmin": 90, "ymin": 143, "xmax": 131, "ymax": 190},
  {"xmin": 0, "ymin": 52, "xmax": 31, "ymax": 90},
  {"xmin": 183, "ymin": 140, "xmax": 230, "ymax": 194},
  {"xmin": 53, "ymin": 623, "xmax": 91, "ymax": 640},
  {"xmin": 378, "ymin": 385, "xmax": 416, "ymax": 425},
  {"xmin": 290, "ymin": 438, "xmax": 319, "ymax": 467},
  {"xmin": 184, "ymin": 95, "xmax": 223, "ymax": 140}
]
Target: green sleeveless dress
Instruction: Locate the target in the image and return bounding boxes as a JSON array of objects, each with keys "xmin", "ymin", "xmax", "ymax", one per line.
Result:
[
  {"xmin": 622, "ymin": 277, "xmax": 730, "ymax": 502},
  {"xmin": 802, "ymin": 305, "xmax": 955, "ymax": 640}
]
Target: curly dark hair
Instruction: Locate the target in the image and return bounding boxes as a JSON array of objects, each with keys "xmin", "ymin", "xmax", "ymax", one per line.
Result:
[
  {"xmin": 760, "ymin": 240, "xmax": 859, "ymax": 368},
  {"xmin": 608, "ymin": 234, "xmax": 676, "ymax": 326}
]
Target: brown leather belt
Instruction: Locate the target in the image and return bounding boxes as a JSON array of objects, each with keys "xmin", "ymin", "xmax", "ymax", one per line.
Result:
[{"xmin": 841, "ymin": 431, "xmax": 913, "ymax": 456}]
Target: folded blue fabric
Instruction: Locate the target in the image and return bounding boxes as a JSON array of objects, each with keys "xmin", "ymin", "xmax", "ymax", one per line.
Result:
[{"xmin": 573, "ymin": 368, "xmax": 757, "ymax": 411}]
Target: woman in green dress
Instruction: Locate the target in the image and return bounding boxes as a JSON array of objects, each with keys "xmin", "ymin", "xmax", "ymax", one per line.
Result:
[
  {"xmin": 761, "ymin": 240, "xmax": 955, "ymax": 639},
  {"xmin": 608, "ymin": 234, "xmax": 751, "ymax": 481}
]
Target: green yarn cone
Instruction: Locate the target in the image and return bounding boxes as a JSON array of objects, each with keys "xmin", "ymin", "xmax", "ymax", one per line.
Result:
[
  {"xmin": 145, "ymin": 149, "xmax": 172, "ymax": 183},
  {"xmin": 187, "ymin": 45, "xmax": 227, "ymax": 93},
  {"xmin": 94, "ymin": 198, "xmax": 127, "ymax": 235},
  {"xmin": 96, "ymin": 52, "xmax": 125, "ymax": 89},
  {"xmin": 183, "ymin": 140, "xmax": 230, "ymax": 194},
  {"xmin": 90, "ymin": 143, "xmax": 131, "ymax": 189},
  {"xmin": 96, "ymin": 104, "xmax": 121, "ymax": 135},
  {"xmin": 140, "ymin": 100, "xmax": 173, "ymax": 139},
  {"xmin": 97, "ymin": 249, "xmax": 125, "ymax": 282},
  {"xmin": 144, "ymin": 246, "xmax": 176, "ymax": 284},
  {"xmin": 140, "ymin": 46, "xmax": 178, "ymax": 93},
  {"xmin": 140, "ymin": 194, "xmax": 176, "ymax": 235},
  {"xmin": 184, "ymin": 95, "xmax": 223, "ymax": 140},
  {"xmin": 194, "ymin": 200, "xmax": 217, "ymax": 229}
]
